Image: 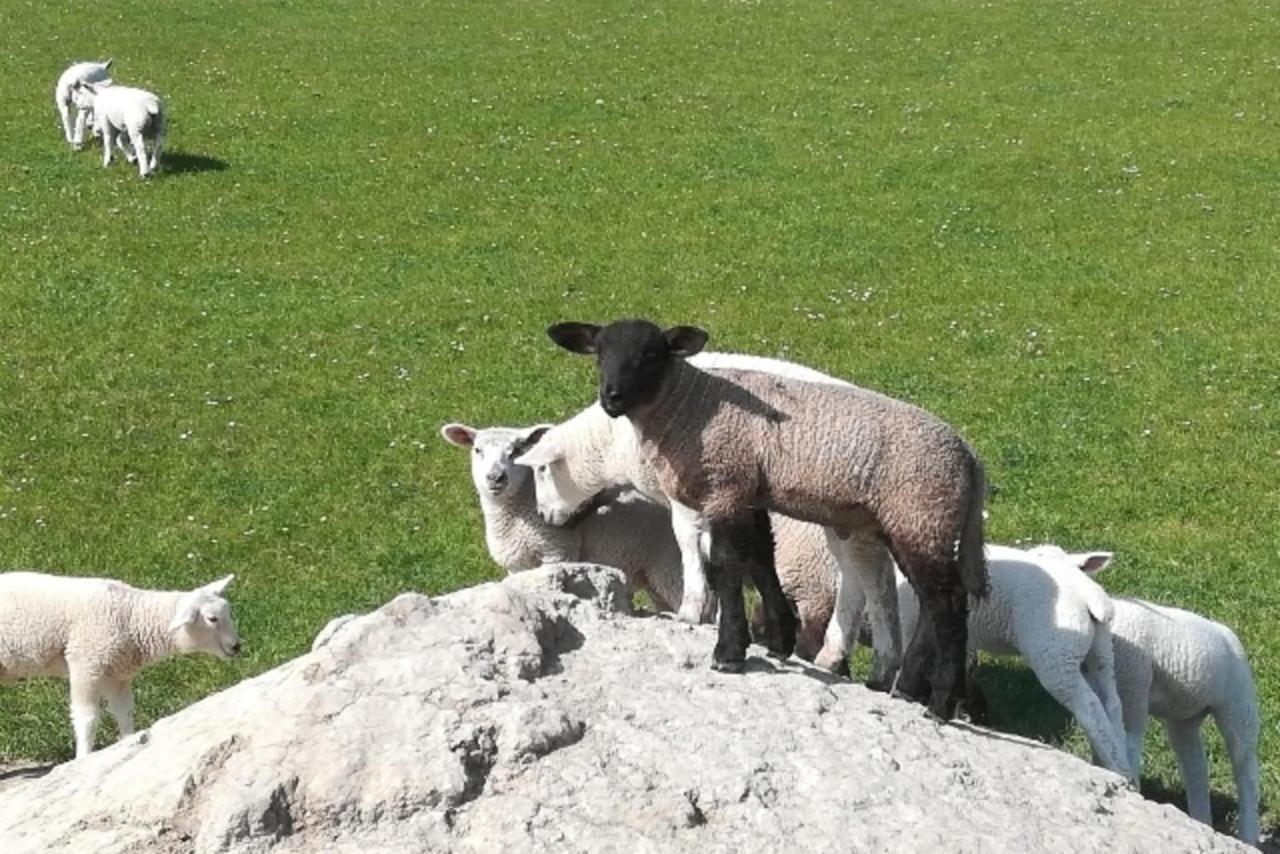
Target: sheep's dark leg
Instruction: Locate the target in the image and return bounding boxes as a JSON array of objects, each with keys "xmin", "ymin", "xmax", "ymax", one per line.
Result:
[
  {"xmin": 707, "ymin": 520, "xmax": 752, "ymax": 673},
  {"xmin": 895, "ymin": 586, "xmax": 935, "ymax": 704},
  {"xmin": 743, "ymin": 509, "xmax": 797, "ymax": 659},
  {"xmin": 924, "ymin": 573, "xmax": 970, "ymax": 720}
]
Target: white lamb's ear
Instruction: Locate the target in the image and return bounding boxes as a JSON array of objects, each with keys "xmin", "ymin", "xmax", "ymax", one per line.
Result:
[
  {"xmin": 168, "ymin": 596, "xmax": 200, "ymax": 632},
  {"xmin": 547, "ymin": 322, "xmax": 600, "ymax": 355},
  {"xmin": 103, "ymin": 58, "xmax": 113, "ymax": 69},
  {"xmin": 440, "ymin": 423, "xmax": 477, "ymax": 448},
  {"xmin": 664, "ymin": 325, "xmax": 708, "ymax": 358},
  {"xmin": 1075, "ymin": 552, "xmax": 1114, "ymax": 575},
  {"xmin": 202, "ymin": 574, "xmax": 234, "ymax": 596},
  {"xmin": 514, "ymin": 435, "xmax": 560, "ymax": 467},
  {"xmin": 517, "ymin": 423, "xmax": 553, "ymax": 448}
]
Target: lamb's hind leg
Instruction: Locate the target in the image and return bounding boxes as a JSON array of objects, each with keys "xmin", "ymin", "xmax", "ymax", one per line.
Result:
[
  {"xmin": 103, "ymin": 678, "xmax": 136, "ymax": 741},
  {"xmin": 1216, "ymin": 705, "xmax": 1261, "ymax": 844},
  {"xmin": 815, "ymin": 532, "xmax": 900, "ymax": 686},
  {"xmin": 57, "ymin": 97, "xmax": 75, "ymax": 144},
  {"xmin": 904, "ymin": 566, "xmax": 968, "ymax": 719}
]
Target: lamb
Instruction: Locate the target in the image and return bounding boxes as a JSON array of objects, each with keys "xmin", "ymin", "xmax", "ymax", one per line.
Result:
[
  {"xmin": 0, "ymin": 572, "xmax": 240, "ymax": 758},
  {"xmin": 514, "ymin": 349, "xmax": 904, "ymax": 685},
  {"xmin": 440, "ymin": 422, "xmax": 686, "ymax": 610},
  {"xmin": 542, "ymin": 319, "xmax": 987, "ymax": 719},
  {"xmin": 1066, "ymin": 547, "xmax": 1260, "ymax": 844},
  {"xmin": 71, "ymin": 81, "xmax": 166, "ymax": 178},
  {"xmin": 54, "ymin": 59, "xmax": 113, "ymax": 148}
]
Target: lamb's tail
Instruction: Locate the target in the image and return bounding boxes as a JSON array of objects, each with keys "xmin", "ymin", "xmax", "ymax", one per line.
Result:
[{"xmin": 957, "ymin": 454, "xmax": 989, "ymax": 598}]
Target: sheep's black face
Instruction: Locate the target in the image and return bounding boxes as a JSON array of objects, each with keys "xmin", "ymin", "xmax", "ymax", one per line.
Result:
[{"xmin": 548, "ymin": 319, "xmax": 709, "ymax": 418}]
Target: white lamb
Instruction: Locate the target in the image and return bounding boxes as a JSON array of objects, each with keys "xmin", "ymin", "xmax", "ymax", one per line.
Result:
[
  {"xmin": 54, "ymin": 59, "xmax": 112, "ymax": 148},
  {"xmin": 441, "ymin": 422, "xmax": 685, "ymax": 610},
  {"xmin": 71, "ymin": 81, "xmax": 166, "ymax": 178},
  {"xmin": 1065, "ymin": 546, "xmax": 1261, "ymax": 844},
  {"xmin": 779, "ymin": 532, "xmax": 1131, "ymax": 774},
  {"xmin": 0, "ymin": 572, "xmax": 240, "ymax": 758},
  {"xmin": 515, "ymin": 351, "xmax": 905, "ymax": 687}
]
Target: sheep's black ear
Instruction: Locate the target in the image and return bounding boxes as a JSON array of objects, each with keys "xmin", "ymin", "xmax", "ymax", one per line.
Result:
[
  {"xmin": 664, "ymin": 325, "xmax": 708, "ymax": 358},
  {"xmin": 515, "ymin": 424, "xmax": 552, "ymax": 455},
  {"xmin": 548, "ymin": 322, "xmax": 600, "ymax": 355},
  {"xmin": 440, "ymin": 423, "xmax": 477, "ymax": 448}
]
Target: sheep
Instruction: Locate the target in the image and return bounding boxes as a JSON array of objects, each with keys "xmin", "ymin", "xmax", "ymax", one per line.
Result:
[
  {"xmin": 515, "ymin": 351, "xmax": 905, "ymax": 686},
  {"xmin": 71, "ymin": 81, "xmax": 166, "ymax": 178},
  {"xmin": 440, "ymin": 422, "xmax": 686, "ymax": 610},
  {"xmin": 542, "ymin": 319, "xmax": 987, "ymax": 719},
  {"xmin": 54, "ymin": 59, "xmax": 113, "ymax": 149},
  {"xmin": 0, "ymin": 572, "xmax": 240, "ymax": 758},
  {"xmin": 1064, "ymin": 547, "xmax": 1260, "ymax": 844}
]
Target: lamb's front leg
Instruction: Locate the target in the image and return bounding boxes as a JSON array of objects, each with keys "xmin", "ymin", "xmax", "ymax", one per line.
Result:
[
  {"xmin": 71, "ymin": 107, "xmax": 89, "ymax": 149},
  {"xmin": 67, "ymin": 668, "xmax": 103, "ymax": 758},
  {"xmin": 706, "ymin": 519, "xmax": 752, "ymax": 673},
  {"xmin": 669, "ymin": 501, "xmax": 712, "ymax": 624},
  {"xmin": 101, "ymin": 123, "xmax": 116, "ymax": 168},
  {"xmin": 57, "ymin": 97, "xmax": 75, "ymax": 145}
]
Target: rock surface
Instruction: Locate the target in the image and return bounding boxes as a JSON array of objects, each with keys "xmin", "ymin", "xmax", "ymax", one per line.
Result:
[{"xmin": 0, "ymin": 564, "xmax": 1251, "ymax": 853}]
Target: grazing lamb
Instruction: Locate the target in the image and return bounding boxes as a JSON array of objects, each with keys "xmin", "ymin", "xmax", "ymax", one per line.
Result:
[
  {"xmin": 71, "ymin": 81, "xmax": 166, "ymax": 178},
  {"xmin": 1065, "ymin": 547, "xmax": 1260, "ymax": 844},
  {"xmin": 515, "ymin": 350, "xmax": 904, "ymax": 685},
  {"xmin": 54, "ymin": 59, "xmax": 112, "ymax": 148},
  {"xmin": 0, "ymin": 572, "xmax": 240, "ymax": 758},
  {"xmin": 440, "ymin": 422, "xmax": 686, "ymax": 610},
  {"xmin": 766, "ymin": 531, "xmax": 1131, "ymax": 773},
  {"xmin": 543, "ymin": 319, "xmax": 987, "ymax": 718}
]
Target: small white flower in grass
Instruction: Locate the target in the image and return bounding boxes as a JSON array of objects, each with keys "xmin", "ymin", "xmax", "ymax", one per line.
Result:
[{"xmin": 179, "ymin": 430, "xmax": 193, "ymax": 441}]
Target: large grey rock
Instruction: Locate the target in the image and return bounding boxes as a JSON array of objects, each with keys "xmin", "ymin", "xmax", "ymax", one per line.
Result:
[{"xmin": 0, "ymin": 564, "xmax": 1251, "ymax": 853}]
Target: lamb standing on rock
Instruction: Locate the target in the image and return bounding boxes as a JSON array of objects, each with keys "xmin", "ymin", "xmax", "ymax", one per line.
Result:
[
  {"xmin": 54, "ymin": 59, "xmax": 112, "ymax": 148},
  {"xmin": 515, "ymin": 350, "xmax": 904, "ymax": 683},
  {"xmin": 544, "ymin": 319, "xmax": 987, "ymax": 719},
  {"xmin": 71, "ymin": 80, "xmax": 166, "ymax": 178},
  {"xmin": 441, "ymin": 422, "xmax": 685, "ymax": 610},
  {"xmin": 1065, "ymin": 547, "xmax": 1261, "ymax": 844},
  {"xmin": 0, "ymin": 572, "xmax": 240, "ymax": 758}
]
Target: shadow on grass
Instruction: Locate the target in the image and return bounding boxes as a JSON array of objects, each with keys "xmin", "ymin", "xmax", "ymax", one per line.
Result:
[
  {"xmin": 971, "ymin": 658, "xmax": 1075, "ymax": 744},
  {"xmin": 163, "ymin": 151, "xmax": 229, "ymax": 175}
]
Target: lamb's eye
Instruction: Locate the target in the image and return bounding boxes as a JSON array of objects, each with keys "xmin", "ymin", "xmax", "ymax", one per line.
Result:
[
  {"xmin": 538, "ymin": 465, "xmax": 549, "ymax": 474},
  {"xmin": 208, "ymin": 615, "xmax": 219, "ymax": 624}
]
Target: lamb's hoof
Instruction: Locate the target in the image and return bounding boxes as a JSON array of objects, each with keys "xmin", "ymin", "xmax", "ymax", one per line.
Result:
[
  {"xmin": 675, "ymin": 604, "xmax": 704, "ymax": 625},
  {"xmin": 812, "ymin": 648, "xmax": 849, "ymax": 675},
  {"xmin": 865, "ymin": 672, "xmax": 895, "ymax": 693},
  {"xmin": 710, "ymin": 658, "xmax": 745, "ymax": 674}
]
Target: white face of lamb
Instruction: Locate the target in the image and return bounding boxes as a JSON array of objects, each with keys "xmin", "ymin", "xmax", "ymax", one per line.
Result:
[
  {"xmin": 469, "ymin": 434, "xmax": 529, "ymax": 500},
  {"xmin": 530, "ymin": 458, "xmax": 597, "ymax": 527}
]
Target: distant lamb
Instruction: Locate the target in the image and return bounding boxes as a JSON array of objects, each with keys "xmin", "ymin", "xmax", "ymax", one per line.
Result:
[
  {"xmin": 515, "ymin": 350, "xmax": 904, "ymax": 685},
  {"xmin": 543, "ymin": 319, "xmax": 986, "ymax": 718},
  {"xmin": 1065, "ymin": 547, "xmax": 1260, "ymax": 844},
  {"xmin": 0, "ymin": 572, "xmax": 240, "ymax": 758},
  {"xmin": 54, "ymin": 59, "xmax": 112, "ymax": 148},
  {"xmin": 71, "ymin": 81, "xmax": 166, "ymax": 178},
  {"xmin": 441, "ymin": 422, "xmax": 685, "ymax": 610}
]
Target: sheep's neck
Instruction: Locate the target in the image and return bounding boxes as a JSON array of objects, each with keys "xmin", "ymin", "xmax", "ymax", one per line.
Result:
[
  {"xmin": 479, "ymin": 479, "xmax": 569, "ymax": 569},
  {"xmin": 628, "ymin": 359, "xmax": 706, "ymax": 448},
  {"xmin": 128, "ymin": 590, "xmax": 186, "ymax": 666}
]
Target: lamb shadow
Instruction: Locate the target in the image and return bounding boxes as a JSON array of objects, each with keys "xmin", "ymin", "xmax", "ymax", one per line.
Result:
[
  {"xmin": 1137, "ymin": 774, "xmax": 1263, "ymax": 842},
  {"xmin": 162, "ymin": 151, "xmax": 228, "ymax": 175},
  {"xmin": 969, "ymin": 658, "xmax": 1075, "ymax": 745}
]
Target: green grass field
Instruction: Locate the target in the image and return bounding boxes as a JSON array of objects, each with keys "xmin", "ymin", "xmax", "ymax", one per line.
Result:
[{"xmin": 2, "ymin": 0, "xmax": 1277, "ymax": 838}]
